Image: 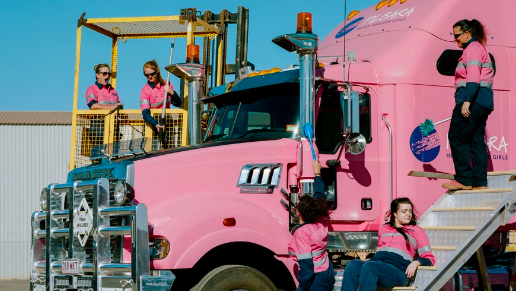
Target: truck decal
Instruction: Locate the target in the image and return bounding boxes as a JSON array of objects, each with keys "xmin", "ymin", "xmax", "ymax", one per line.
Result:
[{"xmin": 72, "ymin": 168, "xmax": 115, "ymax": 181}]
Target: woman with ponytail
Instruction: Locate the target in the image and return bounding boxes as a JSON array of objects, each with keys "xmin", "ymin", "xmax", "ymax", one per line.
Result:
[
  {"xmin": 85, "ymin": 64, "xmax": 124, "ymax": 110},
  {"xmin": 341, "ymin": 198, "xmax": 435, "ymax": 291},
  {"xmin": 139, "ymin": 60, "xmax": 181, "ymax": 131},
  {"xmin": 442, "ymin": 19, "xmax": 494, "ymax": 191},
  {"xmin": 288, "ymin": 160, "xmax": 335, "ymax": 291}
]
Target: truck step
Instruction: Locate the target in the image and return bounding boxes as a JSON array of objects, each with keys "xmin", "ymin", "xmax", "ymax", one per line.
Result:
[
  {"xmin": 421, "ymin": 226, "xmax": 475, "ymax": 231},
  {"xmin": 452, "ymin": 188, "xmax": 512, "ymax": 194},
  {"xmin": 430, "ymin": 246, "xmax": 457, "ymax": 251},
  {"xmin": 432, "ymin": 207, "xmax": 495, "ymax": 211}
]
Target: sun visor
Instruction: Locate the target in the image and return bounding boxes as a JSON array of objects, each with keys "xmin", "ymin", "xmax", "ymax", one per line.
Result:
[{"xmin": 203, "ymin": 69, "xmax": 300, "ymax": 103}]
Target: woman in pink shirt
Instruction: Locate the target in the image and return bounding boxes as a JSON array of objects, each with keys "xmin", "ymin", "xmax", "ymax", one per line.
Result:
[
  {"xmin": 442, "ymin": 19, "xmax": 494, "ymax": 191},
  {"xmin": 288, "ymin": 160, "xmax": 335, "ymax": 291},
  {"xmin": 85, "ymin": 64, "xmax": 124, "ymax": 110},
  {"xmin": 341, "ymin": 198, "xmax": 435, "ymax": 291},
  {"xmin": 140, "ymin": 60, "xmax": 181, "ymax": 131}
]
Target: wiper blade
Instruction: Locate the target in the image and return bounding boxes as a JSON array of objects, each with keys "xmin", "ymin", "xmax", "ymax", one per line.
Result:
[
  {"xmin": 239, "ymin": 129, "xmax": 278, "ymax": 138},
  {"xmin": 204, "ymin": 133, "xmax": 227, "ymax": 142}
]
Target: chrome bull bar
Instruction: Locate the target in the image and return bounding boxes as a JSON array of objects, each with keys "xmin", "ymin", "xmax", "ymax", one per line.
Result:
[{"xmin": 30, "ymin": 178, "xmax": 174, "ymax": 291}]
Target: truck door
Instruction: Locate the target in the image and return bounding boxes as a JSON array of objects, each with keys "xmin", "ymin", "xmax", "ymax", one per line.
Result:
[{"xmin": 315, "ymin": 87, "xmax": 380, "ymax": 221}]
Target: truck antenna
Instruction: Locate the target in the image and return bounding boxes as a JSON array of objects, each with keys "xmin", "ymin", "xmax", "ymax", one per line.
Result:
[{"xmin": 343, "ymin": 0, "xmax": 347, "ymax": 84}]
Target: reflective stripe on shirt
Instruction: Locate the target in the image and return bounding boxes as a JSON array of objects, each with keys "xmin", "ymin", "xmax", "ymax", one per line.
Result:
[
  {"xmin": 312, "ymin": 249, "xmax": 326, "ymax": 257},
  {"xmin": 465, "ymin": 60, "xmax": 482, "ymax": 68},
  {"xmin": 140, "ymin": 99, "xmax": 150, "ymax": 105},
  {"xmin": 98, "ymin": 101, "xmax": 118, "ymax": 105},
  {"xmin": 86, "ymin": 94, "xmax": 97, "ymax": 101},
  {"xmin": 455, "ymin": 81, "xmax": 492, "ymax": 89},
  {"xmin": 297, "ymin": 253, "xmax": 312, "ymax": 260},
  {"xmin": 380, "ymin": 232, "xmax": 417, "ymax": 249},
  {"xmin": 313, "ymin": 254, "xmax": 328, "ymax": 267},
  {"xmin": 418, "ymin": 246, "xmax": 431, "ymax": 255},
  {"xmin": 377, "ymin": 246, "xmax": 413, "ymax": 261},
  {"xmin": 150, "ymin": 96, "xmax": 171, "ymax": 108}
]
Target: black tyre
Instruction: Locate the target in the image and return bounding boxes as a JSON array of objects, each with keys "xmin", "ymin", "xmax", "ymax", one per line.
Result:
[{"xmin": 190, "ymin": 265, "xmax": 277, "ymax": 291}]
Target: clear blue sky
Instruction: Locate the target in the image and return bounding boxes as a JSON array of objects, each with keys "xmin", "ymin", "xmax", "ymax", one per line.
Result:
[{"xmin": 0, "ymin": 0, "xmax": 377, "ymax": 111}]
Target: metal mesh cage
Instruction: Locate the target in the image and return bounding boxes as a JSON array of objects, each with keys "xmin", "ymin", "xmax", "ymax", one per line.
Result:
[
  {"xmin": 72, "ymin": 109, "xmax": 187, "ymax": 169},
  {"xmin": 84, "ymin": 16, "xmax": 219, "ymax": 39}
]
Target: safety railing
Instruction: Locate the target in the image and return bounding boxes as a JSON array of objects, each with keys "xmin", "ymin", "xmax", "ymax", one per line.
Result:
[
  {"xmin": 70, "ymin": 109, "xmax": 188, "ymax": 170},
  {"xmin": 30, "ymin": 178, "xmax": 174, "ymax": 291}
]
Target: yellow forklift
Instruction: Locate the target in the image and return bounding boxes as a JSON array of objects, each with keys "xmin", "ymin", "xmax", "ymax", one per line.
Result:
[{"xmin": 69, "ymin": 7, "xmax": 251, "ymax": 170}]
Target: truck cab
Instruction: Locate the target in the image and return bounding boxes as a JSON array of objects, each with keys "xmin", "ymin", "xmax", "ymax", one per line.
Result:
[{"xmin": 29, "ymin": 1, "xmax": 516, "ymax": 291}]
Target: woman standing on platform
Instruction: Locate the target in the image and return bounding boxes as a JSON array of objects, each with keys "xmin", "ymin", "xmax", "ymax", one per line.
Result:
[
  {"xmin": 139, "ymin": 60, "xmax": 181, "ymax": 131},
  {"xmin": 442, "ymin": 19, "xmax": 494, "ymax": 191},
  {"xmin": 341, "ymin": 198, "xmax": 435, "ymax": 291}
]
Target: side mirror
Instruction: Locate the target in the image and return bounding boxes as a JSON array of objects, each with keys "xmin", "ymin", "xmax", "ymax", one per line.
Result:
[{"xmin": 345, "ymin": 133, "xmax": 366, "ymax": 155}]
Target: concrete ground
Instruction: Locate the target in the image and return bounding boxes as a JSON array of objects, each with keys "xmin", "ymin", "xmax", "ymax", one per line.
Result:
[{"xmin": 0, "ymin": 280, "xmax": 29, "ymax": 291}]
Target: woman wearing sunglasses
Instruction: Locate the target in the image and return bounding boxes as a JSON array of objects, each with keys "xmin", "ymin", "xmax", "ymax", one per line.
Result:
[
  {"xmin": 140, "ymin": 60, "xmax": 182, "ymax": 131},
  {"xmin": 85, "ymin": 64, "xmax": 124, "ymax": 110},
  {"xmin": 442, "ymin": 19, "xmax": 494, "ymax": 191}
]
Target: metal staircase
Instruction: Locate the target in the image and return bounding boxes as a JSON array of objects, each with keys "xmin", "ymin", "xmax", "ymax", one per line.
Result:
[{"xmin": 334, "ymin": 173, "xmax": 516, "ymax": 291}]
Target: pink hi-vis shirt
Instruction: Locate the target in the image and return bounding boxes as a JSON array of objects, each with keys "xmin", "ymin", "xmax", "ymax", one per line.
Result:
[
  {"xmin": 377, "ymin": 224, "xmax": 435, "ymax": 265},
  {"xmin": 288, "ymin": 220, "xmax": 330, "ymax": 273},
  {"xmin": 454, "ymin": 41, "xmax": 494, "ymax": 90},
  {"xmin": 85, "ymin": 83, "xmax": 120, "ymax": 107},
  {"xmin": 139, "ymin": 82, "xmax": 175, "ymax": 111}
]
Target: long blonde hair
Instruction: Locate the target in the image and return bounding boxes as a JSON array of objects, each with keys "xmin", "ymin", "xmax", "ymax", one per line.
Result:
[{"xmin": 143, "ymin": 60, "xmax": 165, "ymax": 85}]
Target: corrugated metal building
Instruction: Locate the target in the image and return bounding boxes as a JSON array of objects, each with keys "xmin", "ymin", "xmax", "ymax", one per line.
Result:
[{"xmin": 0, "ymin": 111, "xmax": 72, "ymax": 280}]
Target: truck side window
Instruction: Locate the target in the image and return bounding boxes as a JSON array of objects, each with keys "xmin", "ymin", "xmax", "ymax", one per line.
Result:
[
  {"xmin": 359, "ymin": 93, "xmax": 372, "ymax": 143},
  {"xmin": 437, "ymin": 49, "xmax": 496, "ymax": 76},
  {"xmin": 316, "ymin": 90, "xmax": 343, "ymax": 153}
]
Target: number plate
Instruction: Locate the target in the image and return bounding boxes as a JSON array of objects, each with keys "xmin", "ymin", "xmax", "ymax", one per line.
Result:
[
  {"xmin": 33, "ymin": 285, "xmax": 45, "ymax": 291},
  {"xmin": 62, "ymin": 259, "xmax": 80, "ymax": 274}
]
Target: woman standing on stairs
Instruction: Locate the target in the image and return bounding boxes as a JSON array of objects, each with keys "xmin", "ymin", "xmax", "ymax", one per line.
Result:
[
  {"xmin": 341, "ymin": 198, "xmax": 435, "ymax": 291},
  {"xmin": 442, "ymin": 19, "xmax": 494, "ymax": 191}
]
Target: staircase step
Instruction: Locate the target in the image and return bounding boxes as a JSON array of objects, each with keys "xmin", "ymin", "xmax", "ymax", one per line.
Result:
[
  {"xmin": 417, "ymin": 266, "xmax": 437, "ymax": 270},
  {"xmin": 420, "ymin": 211, "xmax": 491, "ymax": 227},
  {"xmin": 434, "ymin": 192, "xmax": 509, "ymax": 208},
  {"xmin": 452, "ymin": 188, "xmax": 512, "ymax": 194},
  {"xmin": 432, "ymin": 207, "xmax": 495, "ymax": 211},
  {"xmin": 421, "ymin": 226, "xmax": 475, "ymax": 231},
  {"xmin": 487, "ymin": 171, "xmax": 516, "ymax": 176},
  {"xmin": 426, "ymin": 230, "xmax": 473, "ymax": 246},
  {"xmin": 430, "ymin": 246, "xmax": 457, "ymax": 251}
]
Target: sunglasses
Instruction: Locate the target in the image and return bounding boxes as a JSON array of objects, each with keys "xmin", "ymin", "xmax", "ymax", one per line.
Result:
[
  {"xmin": 98, "ymin": 72, "xmax": 112, "ymax": 76},
  {"xmin": 453, "ymin": 31, "xmax": 465, "ymax": 40},
  {"xmin": 144, "ymin": 72, "xmax": 157, "ymax": 78}
]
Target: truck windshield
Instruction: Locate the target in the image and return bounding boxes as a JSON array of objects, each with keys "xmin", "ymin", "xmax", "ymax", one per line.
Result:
[{"xmin": 204, "ymin": 83, "xmax": 300, "ymax": 142}]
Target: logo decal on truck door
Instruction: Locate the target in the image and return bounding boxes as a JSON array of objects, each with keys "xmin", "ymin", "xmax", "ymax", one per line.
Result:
[{"xmin": 410, "ymin": 126, "xmax": 440, "ymax": 163}]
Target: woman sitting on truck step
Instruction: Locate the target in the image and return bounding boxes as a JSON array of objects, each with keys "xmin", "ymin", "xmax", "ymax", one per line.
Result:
[
  {"xmin": 442, "ymin": 19, "xmax": 494, "ymax": 191},
  {"xmin": 85, "ymin": 64, "xmax": 124, "ymax": 110},
  {"xmin": 341, "ymin": 198, "xmax": 435, "ymax": 291},
  {"xmin": 139, "ymin": 60, "xmax": 181, "ymax": 132},
  {"xmin": 288, "ymin": 160, "xmax": 335, "ymax": 291}
]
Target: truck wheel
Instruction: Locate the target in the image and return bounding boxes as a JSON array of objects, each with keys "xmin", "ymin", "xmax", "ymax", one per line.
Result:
[{"xmin": 190, "ymin": 265, "xmax": 277, "ymax": 291}]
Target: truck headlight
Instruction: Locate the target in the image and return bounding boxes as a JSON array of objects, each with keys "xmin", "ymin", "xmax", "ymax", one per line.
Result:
[
  {"xmin": 150, "ymin": 238, "xmax": 170, "ymax": 260},
  {"xmin": 114, "ymin": 181, "xmax": 127, "ymax": 206},
  {"xmin": 40, "ymin": 188, "xmax": 47, "ymax": 211}
]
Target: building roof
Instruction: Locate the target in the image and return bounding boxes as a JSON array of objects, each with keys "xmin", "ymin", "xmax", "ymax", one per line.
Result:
[{"xmin": 0, "ymin": 111, "xmax": 72, "ymax": 125}]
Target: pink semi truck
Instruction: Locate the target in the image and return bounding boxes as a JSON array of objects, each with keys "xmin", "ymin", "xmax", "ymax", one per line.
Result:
[{"xmin": 30, "ymin": 0, "xmax": 516, "ymax": 290}]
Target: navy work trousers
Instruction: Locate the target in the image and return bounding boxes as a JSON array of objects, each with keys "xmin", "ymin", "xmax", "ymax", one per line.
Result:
[
  {"xmin": 340, "ymin": 260, "xmax": 408, "ymax": 291},
  {"xmin": 448, "ymin": 102, "xmax": 492, "ymax": 187}
]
